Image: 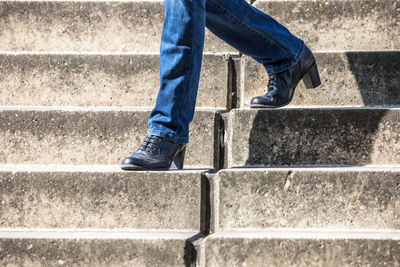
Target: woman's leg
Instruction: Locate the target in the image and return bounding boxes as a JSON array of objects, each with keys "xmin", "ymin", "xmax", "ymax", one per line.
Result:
[
  {"xmin": 205, "ymin": 0, "xmax": 304, "ymax": 75},
  {"xmin": 146, "ymin": 0, "xmax": 206, "ymax": 145},
  {"xmin": 122, "ymin": 0, "xmax": 205, "ymax": 170},
  {"xmin": 205, "ymin": 0, "xmax": 320, "ymax": 108}
]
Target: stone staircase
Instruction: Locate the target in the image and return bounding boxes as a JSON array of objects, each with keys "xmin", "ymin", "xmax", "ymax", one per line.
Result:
[{"xmin": 0, "ymin": 0, "xmax": 399, "ymax": 266}]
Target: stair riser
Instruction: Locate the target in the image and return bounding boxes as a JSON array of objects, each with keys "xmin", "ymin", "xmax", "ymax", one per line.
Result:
[
  {"xmin": 0, "ymin": 171, "xmax": 203, "ymax": 230},
  {"xmin": 0, "ymin": 238, "xmax": 191, "ymax": 266},
  {"xmin": 0, "ymin": 1, "xmax": 234, "ymax": 53},
  {"xmin": 226, "ymin": 109, "xmax": 400, "ymax": 167},
  {"xmin": 243, "ymin": 52, "xmax": 400, "ymax": 107},
  {"xmin": 4, "ymin": 52, "xmax": 400, "ymax": 109},
  {"xmin": 0, "ymin": 109, "xmax": 221, "ymax": 167},
  {"xmin": 205, "ymin": 238, "xmax": 400, "ymax": 267},
  {"xmin": 215, "ymin": 170, "xmax": 400, "ymax": 230},
  {"xmin": 254, "ymin": 0, "xmax": 400, "ymax": 50},
  {"xmin": 1, "ymin": 1, "xmax": 397, "ymax": 53},
  {"xmin": 0, "ymin": 54, "xmax": 229, "ymax": 108}
]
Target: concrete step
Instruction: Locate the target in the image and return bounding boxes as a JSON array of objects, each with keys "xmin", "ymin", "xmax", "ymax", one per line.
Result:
[
  {"xmin": 0, "ymin": 107, "xmax": 224, "ymax": 168},
  {"xmin": 0, "ymin": 165, "xmax": 209, "ymax": 230},
  {"xmin": 0, "ymin": 229, "xmax": 199, "ymax": 266},
  {"xmin": 225, "ymin": 108, "xmax": 400, "ymax": 167},
  {"xmin": 242, "ymin": 51, "xmax": 400, "ymax": 107},
  {"xmin": 3, "ymin": 51, "xmax": 399, "ymax": 109},
  {"xmin": 203, "ymin": 230, "xmax": 400, "ymax": 267},
  {"xmin": 210, "ymin": 167, "xmax": 400, "ymax": 231},
  {"xmin": 1, "ymin": 0, "xmax": 397, "ymax": 53},
  {"xmin": 0, "ymin": 1, "xmax": 234, "ymax": 53},
  {"xmin": 0, "ymin": 53, "xmax": 231, "ymax": 109},
  {"xmin": 254, "ymin": 0, "xmax": 399, "ymax": 51}
]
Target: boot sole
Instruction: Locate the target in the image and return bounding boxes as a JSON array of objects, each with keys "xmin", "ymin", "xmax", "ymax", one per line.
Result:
[{"xmin": 120, "ymin": 164, "xmax": 171, "ymax": 171}]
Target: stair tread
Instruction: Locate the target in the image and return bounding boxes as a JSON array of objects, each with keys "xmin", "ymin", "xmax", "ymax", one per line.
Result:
[
  {"xmin": 0, "ymin": 164, "xmax": 210, "ymax": 173},
  {"xmin": 2, "ymin": 164, "xmax": 400, "ymax": 172},
  {"xmin": 210, "ymin": 229, "xmax": 400, "ymax": 240},
  {"xmin": 0, "ymin": 229, "xmax": 198, "ymax": 240}
]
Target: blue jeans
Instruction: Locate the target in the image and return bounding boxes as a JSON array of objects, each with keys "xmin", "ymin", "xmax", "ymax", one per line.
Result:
[{"xmin": 147, "ymin": 0, "xmax": 304, "ymax": 144}]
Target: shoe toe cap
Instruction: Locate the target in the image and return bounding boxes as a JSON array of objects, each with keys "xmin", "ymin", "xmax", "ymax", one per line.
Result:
[
  {"xmin": 250, "ymin": 96, "xmax": 264, "ymax": 105},
  {"xmin": 121, "ymin": 156, "xmax": 135, "ymax": 165},
  {"xmin": 121, "ymin": 153, "xmax": 161, "ymax": 167},
  {"xmin": 250, "ymin": 95, "xmax": 275, "ymax": 106}
]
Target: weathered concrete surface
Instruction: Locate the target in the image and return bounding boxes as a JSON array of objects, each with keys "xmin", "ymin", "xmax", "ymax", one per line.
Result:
[
  {"xmin": 0, "ymin": 53, "xmax": 229, "ymax": 108},
  {"xmin": 254, "ymin": 0, "xmax": 400, "ymax": 50},
  {"xmin": 226, "ymin": 108, "xmax": 400, "ymax": 167},
  {"xmin": 204, "ymin": 231, "xmax": 400, "ymax": 267},
  {"xmin": 0, "ymin": 108, "xmax": 222, "ymax": 168},
  {"xmin": 243, "ymin": 52, "xmax": 400, "ymax": 107},
  {"xmin": 0, "ymin": 1, "xmax": 234, "ymax": 53},
  {"xmin": 0, "ymin": 230, "xmax": 197, "ymax": 266},
  {"xmin": 0, "ymin": 166, "xmax": 204, "ymax": 230},
  {"xmin": 215, "ymin": 168, "xmax": 400, "ymax": 230}
]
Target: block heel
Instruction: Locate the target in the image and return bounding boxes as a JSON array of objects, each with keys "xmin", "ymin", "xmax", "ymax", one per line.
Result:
[
  {"xmin": 170, "ymin": 146, "xmax": 186, "ymax": 170},
  {"xmin": 302, "ymin": 62, "xmax": 321, "ymax": 89}
]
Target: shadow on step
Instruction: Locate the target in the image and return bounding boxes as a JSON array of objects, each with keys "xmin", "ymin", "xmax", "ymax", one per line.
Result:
[
  {"xmin": 244, "ymin": 108, "xmax": 389, "ymax": 167},
  {"xmin": 346, "ymin": 51, "xmax": 400, "ymax": 107},
  {"xmin": 183, "ymin": 233, "xmax": 205, "ymax": 267},
  {"xmin": 244, "ymin": 51, "xmax": 400, "ymax": 167}
]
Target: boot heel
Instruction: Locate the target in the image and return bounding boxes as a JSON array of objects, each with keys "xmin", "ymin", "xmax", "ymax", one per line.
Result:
[
  {"xmin": 302, "ymin": 62, "xmax": 321, "ymax": 89},
  {"xmin": 170, "ymin": 147, "xmax": 186, "ymax": 170}
]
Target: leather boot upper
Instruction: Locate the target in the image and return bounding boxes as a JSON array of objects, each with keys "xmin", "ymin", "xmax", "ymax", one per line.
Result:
[
  {"xmin": 250, "ymin": 45, "xmax": 315, "ymax": 107},
  {"xmin": 121, "ymin": 135, "xmax": 185, "ymax": 169}
]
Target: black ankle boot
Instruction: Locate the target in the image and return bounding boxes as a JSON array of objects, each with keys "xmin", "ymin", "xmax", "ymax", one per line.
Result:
[
  {"xmin": 250, "ymin": 45, "xmax": 321, "ymax": 108},
  {"xmin": 121, "ymin": 135, "xmax": 186, "ymax": 171}
]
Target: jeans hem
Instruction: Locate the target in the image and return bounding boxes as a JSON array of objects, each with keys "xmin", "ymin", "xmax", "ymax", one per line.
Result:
[
  {"xmin": 146, "ymin": 128, "xmax": 188, "ymax": 144},
  {"xmin": 264, "ymin": 40, "xmax": 305, "ymax": 75}
]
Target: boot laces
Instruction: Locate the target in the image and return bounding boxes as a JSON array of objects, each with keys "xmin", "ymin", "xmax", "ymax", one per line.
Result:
[
  {"xmin": 267, "ymin": 75, "xmax": 278, "ymax": 91},
  {"xmin": 265, "ymin": 75, "xmax": 278, "ymax": 97},
  {"xmin": 139, "ymin": 135, "xmax": 162, "ymax": 153}
]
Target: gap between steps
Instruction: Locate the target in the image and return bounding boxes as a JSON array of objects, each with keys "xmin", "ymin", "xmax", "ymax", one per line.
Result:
[{"xmin": 183, "ymin": 170, "xmax": 214, "ymax": 267}]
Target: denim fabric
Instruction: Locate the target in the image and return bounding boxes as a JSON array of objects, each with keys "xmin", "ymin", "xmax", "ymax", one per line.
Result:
[{"xmin": 147, "ymin": 0, "xmax": 304, "ymax": 144}]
